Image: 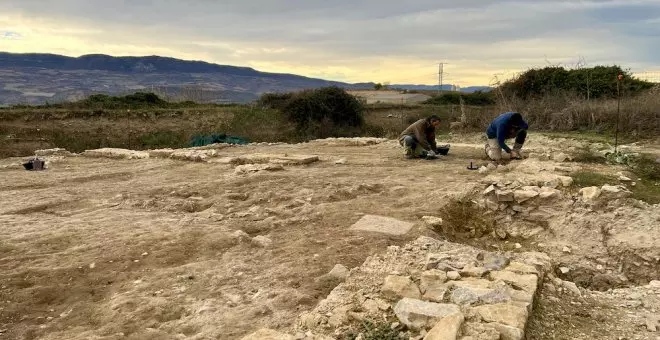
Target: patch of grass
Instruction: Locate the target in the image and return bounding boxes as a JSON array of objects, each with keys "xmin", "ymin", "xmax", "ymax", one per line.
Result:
[
  {"xmin": 343, "ymin": 320, "xmax": 404, "ymax": 340},
  {"xmin": 437, "ymin": 199, "xmax": 495, "ymax": 239},
  {"xmin": 630, "ymin": 180, "xmax": 660, "ymax": 204},
  {"xmin": 572, "ymin": 147, "xmax": 607, "ymax": 164},
  {"xmin": 570, "ymin": 171, "xmax": 616, "ymax": 188},
  {"xmin": 629, "ymin": 154, "xmax": 660, "ymax": 204},
  {"xmin": 138, "ymin": 131, "xmax": 187, "ymax": 149},
  {"xmin": 632, "ymin": 154, "xmax": 660, "ymax": 181}
]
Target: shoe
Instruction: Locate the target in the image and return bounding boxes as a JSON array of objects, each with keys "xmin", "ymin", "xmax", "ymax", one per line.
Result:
[{"xmin": 404, "ymin": 146, "xmax": 415, "ymax": 159}]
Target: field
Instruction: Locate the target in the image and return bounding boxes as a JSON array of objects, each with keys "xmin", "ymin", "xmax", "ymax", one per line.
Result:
[{"xmin": 1, "ymin": 127, "xmax": 659, "ymax": 339}]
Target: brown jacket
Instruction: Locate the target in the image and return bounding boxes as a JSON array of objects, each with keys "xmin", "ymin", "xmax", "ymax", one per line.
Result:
[{"xmin": 399, "ymin": 118, "xmax": 437, "ymax": 151}]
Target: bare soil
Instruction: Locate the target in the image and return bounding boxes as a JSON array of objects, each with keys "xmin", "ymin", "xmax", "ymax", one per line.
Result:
[{"xmin": 0, "ymin": 134, "xmax": 658, "ymax": 340}]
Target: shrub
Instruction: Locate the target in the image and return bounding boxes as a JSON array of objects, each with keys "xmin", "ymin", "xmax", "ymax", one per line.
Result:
[
  {"xmin": 500, "ymin": 65, "xmax": 654, "ymax": 100},
  {"xmin": 257, "ymin": 92, "xmax": 294, "ymax": 110},
  {"xmin": 424, "ymin": 91, "xmax": 496, "ymax": 106},
  {"xmin": 282, "ymin": 86, "xmax": 365, "ymax": 129}
]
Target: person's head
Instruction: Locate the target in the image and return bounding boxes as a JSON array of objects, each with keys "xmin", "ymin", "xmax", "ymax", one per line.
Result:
[
  {"xmin": 427, "ymin": 115, "xmax": 441, "ymax": 128},
  {"xmin": 510, "ymin": 112, "xmax": 524, "ymax": 128}
]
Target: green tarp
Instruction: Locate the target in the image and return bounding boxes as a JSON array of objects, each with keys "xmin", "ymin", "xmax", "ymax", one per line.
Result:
[{"xmin": 190, "ymin": 134, "xmax": 249, "ymax": 147}]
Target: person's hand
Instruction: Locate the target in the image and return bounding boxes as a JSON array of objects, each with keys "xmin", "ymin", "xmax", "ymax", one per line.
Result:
[
  {"xmin": 427, "ymin": 150, "xmax": 436, "ymax": 157},
  {"xmin": 511, "ymin": 150, "xmax": 521, "ymax": 159}
]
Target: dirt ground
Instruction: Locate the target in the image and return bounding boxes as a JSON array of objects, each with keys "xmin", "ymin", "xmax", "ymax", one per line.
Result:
[{"xmin": 0, "ymin": 134, "xmax": 658, "ymax": 340}]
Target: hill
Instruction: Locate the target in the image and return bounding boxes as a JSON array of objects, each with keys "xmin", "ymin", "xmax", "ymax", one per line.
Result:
[{"xmin": 0, "ymin": 52, "xmax": 487, "ymax": 105}]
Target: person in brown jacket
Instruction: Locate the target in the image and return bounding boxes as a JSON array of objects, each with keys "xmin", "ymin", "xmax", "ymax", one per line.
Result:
[{"xmin": 399, "ymin": 115, "xmax": 442, "ymax": 159}]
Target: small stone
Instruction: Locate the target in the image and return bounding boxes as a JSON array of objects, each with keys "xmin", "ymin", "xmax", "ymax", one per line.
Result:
[
  {"xmin": 484, "ymin": 255, "xmax": 510, "ymax": 271},
  {"xmin": 327, "ymin": 264, "xmax": 350, "ymax": 281},
  {"xmin": 423, "ymin": 312, "xmax": 464, "ymax": 340},
  {"xmin": 601, "ymin": 185, "xmax": 631, "ymax": 198},
  {"xmin": 619, "ymin": 175, "xmax": 632, "ymax": 182},
  {"xmin": 515, "ymin": 243, "xmax": 522, "ymax": 249},
  {"xmin": 646, "ymin": 318, "xmax": 658, "ymax": 332},
  {"xmin": 491, "ymin": 323, "xmax": 525, "ymax": 340},
  {"xmin": 559, "ymin": 267, "xmax": 570, "ymax": 274},
  {"xmin": 141, "ymin": 252, "xmax": 149, "ymax": 256},
  {"xmin": 472, "ymin": 303, "xmax": 528, "ymax": 329},
  {"xmin": 393, "ymin": 298, "xmax": 461, "ymax": 330},
  {"xmin": 579, "ymin": 186, "xmax": 601, "ymax": 201},
  {"xmin": 563, "ymin": 281, "xmax": 582, "ymax": 297},
  {"xmin": 382, "ymin": 275, "xmax": 421, "ymax": 300},
  {"xmin": 422, "ymin": 216, "xmax": 443, "ymax": 228},
  {"xmin": 514, "ymin": 190, "xmax": 539, "ymax": 203},
  {"xmin": 538, "ymin": 187, "xmax": 561, "ymax": 200},
  {"xmin": 490, "ymin": 271, "xmax": 538, "ymax": 293},
  {"xmin": 334, "ymin": 158, "xmax": 347, "ymax": 164},
  {"xmin": 420, "ymin": 270, "xmax": 448, "ymax": 293},
  {"xmin": 425, "ymin": 253, "xmax": 449, "ymax": 269},
  {"xmin": 483, "ymin": 185, "xmax": 496, "ymax": 195},
  {"xmin": 553, "ymin": 152, "xmax": 570, "ymax": 162},
  {"xmin": 251, "ymin": 235, "xmax": 273, "ymax": 248},
  {"xmin": 447, "ymin": 271, "xmax": 461, "ymax": 281},
  {"xmin": 558, "ymin": 176, "xmax": 574, "ymax": 187},
  {"xmin": 562, "ymin": 246, "xmax": 571, "ymax": 253},
  {"xmin": 460, "ymin": 264, "xmax": 488, "ymax": 278},
  {"xmin": 89, "ymin": 263, "xmax": 96, "ymax": 269},
  {"xmin": 496, "ymin": 190, "xmax": 515, "ymax": 202}
]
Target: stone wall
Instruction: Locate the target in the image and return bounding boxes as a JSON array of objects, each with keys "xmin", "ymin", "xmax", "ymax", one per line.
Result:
[{"xmin": 242, "ymin": 236, "xmax": 553, "ymax": 340}]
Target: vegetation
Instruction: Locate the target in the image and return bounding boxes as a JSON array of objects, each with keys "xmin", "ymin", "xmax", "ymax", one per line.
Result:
[
  {"xmin": 499, "ymin": 65, "xmax": 654, "ymax": 100},
  {"xmin": 258, "ymin": 86, "xmax": 367, "ymax": 140},
  {"xmin": 570, "ymin": 171, "xmax": 616, "ymax": 188},
  {"xmin": 424, "ymin": 91, "xmax": 496, "ymax": 106},
  {"xmin": 1, "ymin": 62, "xmax": 659, "ymax": 157}
]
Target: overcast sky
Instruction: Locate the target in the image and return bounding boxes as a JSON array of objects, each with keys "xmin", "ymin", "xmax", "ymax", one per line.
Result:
[{"xmin": 1, "ymin": 0, "xmax": 659, "ymax": 85}]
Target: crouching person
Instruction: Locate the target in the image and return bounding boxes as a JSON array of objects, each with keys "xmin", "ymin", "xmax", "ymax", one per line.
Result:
[
  {"xmin": 485, "ymin": 112, "xmax": 528, "ymax": 162},
  {"xmin": 399, "ymin": 115, "xmax": 442, "ymax": 159}
]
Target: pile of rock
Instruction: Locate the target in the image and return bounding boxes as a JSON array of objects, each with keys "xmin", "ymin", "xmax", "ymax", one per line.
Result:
[
  {"xmin": 290, "ymin": 236, "xmax": 552, "ymax": 340},
  {"xmin": 477, "ymin": 179, "xmax": 567, "ymax": 217}
]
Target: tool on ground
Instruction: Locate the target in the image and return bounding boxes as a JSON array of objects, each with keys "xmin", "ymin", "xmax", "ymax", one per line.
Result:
[{"xmin": 467, "ymin": 161, "xmax": 479, "ymax": 170}]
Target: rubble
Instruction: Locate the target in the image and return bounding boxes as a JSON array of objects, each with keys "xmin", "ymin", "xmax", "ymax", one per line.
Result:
[{"xmin": 293, "ymin": 237, "xmax": 551, "ymax": 340}]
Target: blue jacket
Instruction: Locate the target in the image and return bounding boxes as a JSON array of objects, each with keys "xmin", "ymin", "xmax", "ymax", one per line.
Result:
[{"xmin": 486, "ymin": 112, "xmax": 528, "ymax": 153}]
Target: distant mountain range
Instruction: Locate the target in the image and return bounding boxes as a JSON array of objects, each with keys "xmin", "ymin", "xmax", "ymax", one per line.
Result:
[{"xmin": 0, "ymin": 52, "xmax": 491, "ymax": 105}]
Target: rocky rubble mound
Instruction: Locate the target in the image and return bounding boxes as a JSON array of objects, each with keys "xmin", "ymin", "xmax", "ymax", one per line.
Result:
[{"xmin": 269, "ymin": 236, "xmax": 554, "ymax": 340}]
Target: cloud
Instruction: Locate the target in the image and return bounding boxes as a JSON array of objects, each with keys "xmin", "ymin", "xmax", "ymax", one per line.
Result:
[
  {"xmin": 2, "ymin": 0, "xmax": 659, "ymax": 85},
  {"xmin": 1, "ymin": 30, "xmax": 22, "ymax": 40}
]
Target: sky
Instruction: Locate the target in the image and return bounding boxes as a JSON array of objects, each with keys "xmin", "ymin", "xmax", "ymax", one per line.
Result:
[{"xmin": 1, "ymin": 0, "xmax": 659, "ymax": 86}]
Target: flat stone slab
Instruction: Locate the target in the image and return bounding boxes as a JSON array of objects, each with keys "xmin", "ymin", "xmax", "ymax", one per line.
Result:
[
  {"xmin": 350, "ymin": 214, "xmax": 414, "ymax": 235},
  {"xmin": 81, "ymin": 148, "xmax": 150, "ymax": 159}
]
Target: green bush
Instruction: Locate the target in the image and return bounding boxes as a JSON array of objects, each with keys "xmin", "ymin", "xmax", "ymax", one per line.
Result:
[
  {"xmin": 282, "ymin": 86, "xmax": 365, "ymax": 128},
  {"xmin": 257, "ymin": 92, "xmax": 294, "ymax": 110},
  {"xmin": 500, "ymin": 65, "xmax": 654, "ymax": 100},
  {"xmin": 424, "ymin": 91, "xmax": 496, "ymax": 106}
]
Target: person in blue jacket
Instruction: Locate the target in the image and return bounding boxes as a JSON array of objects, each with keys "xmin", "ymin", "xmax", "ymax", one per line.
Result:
[{"xmin": 485, "ymin": 112, "xmax": 528, "ymax": 162}]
